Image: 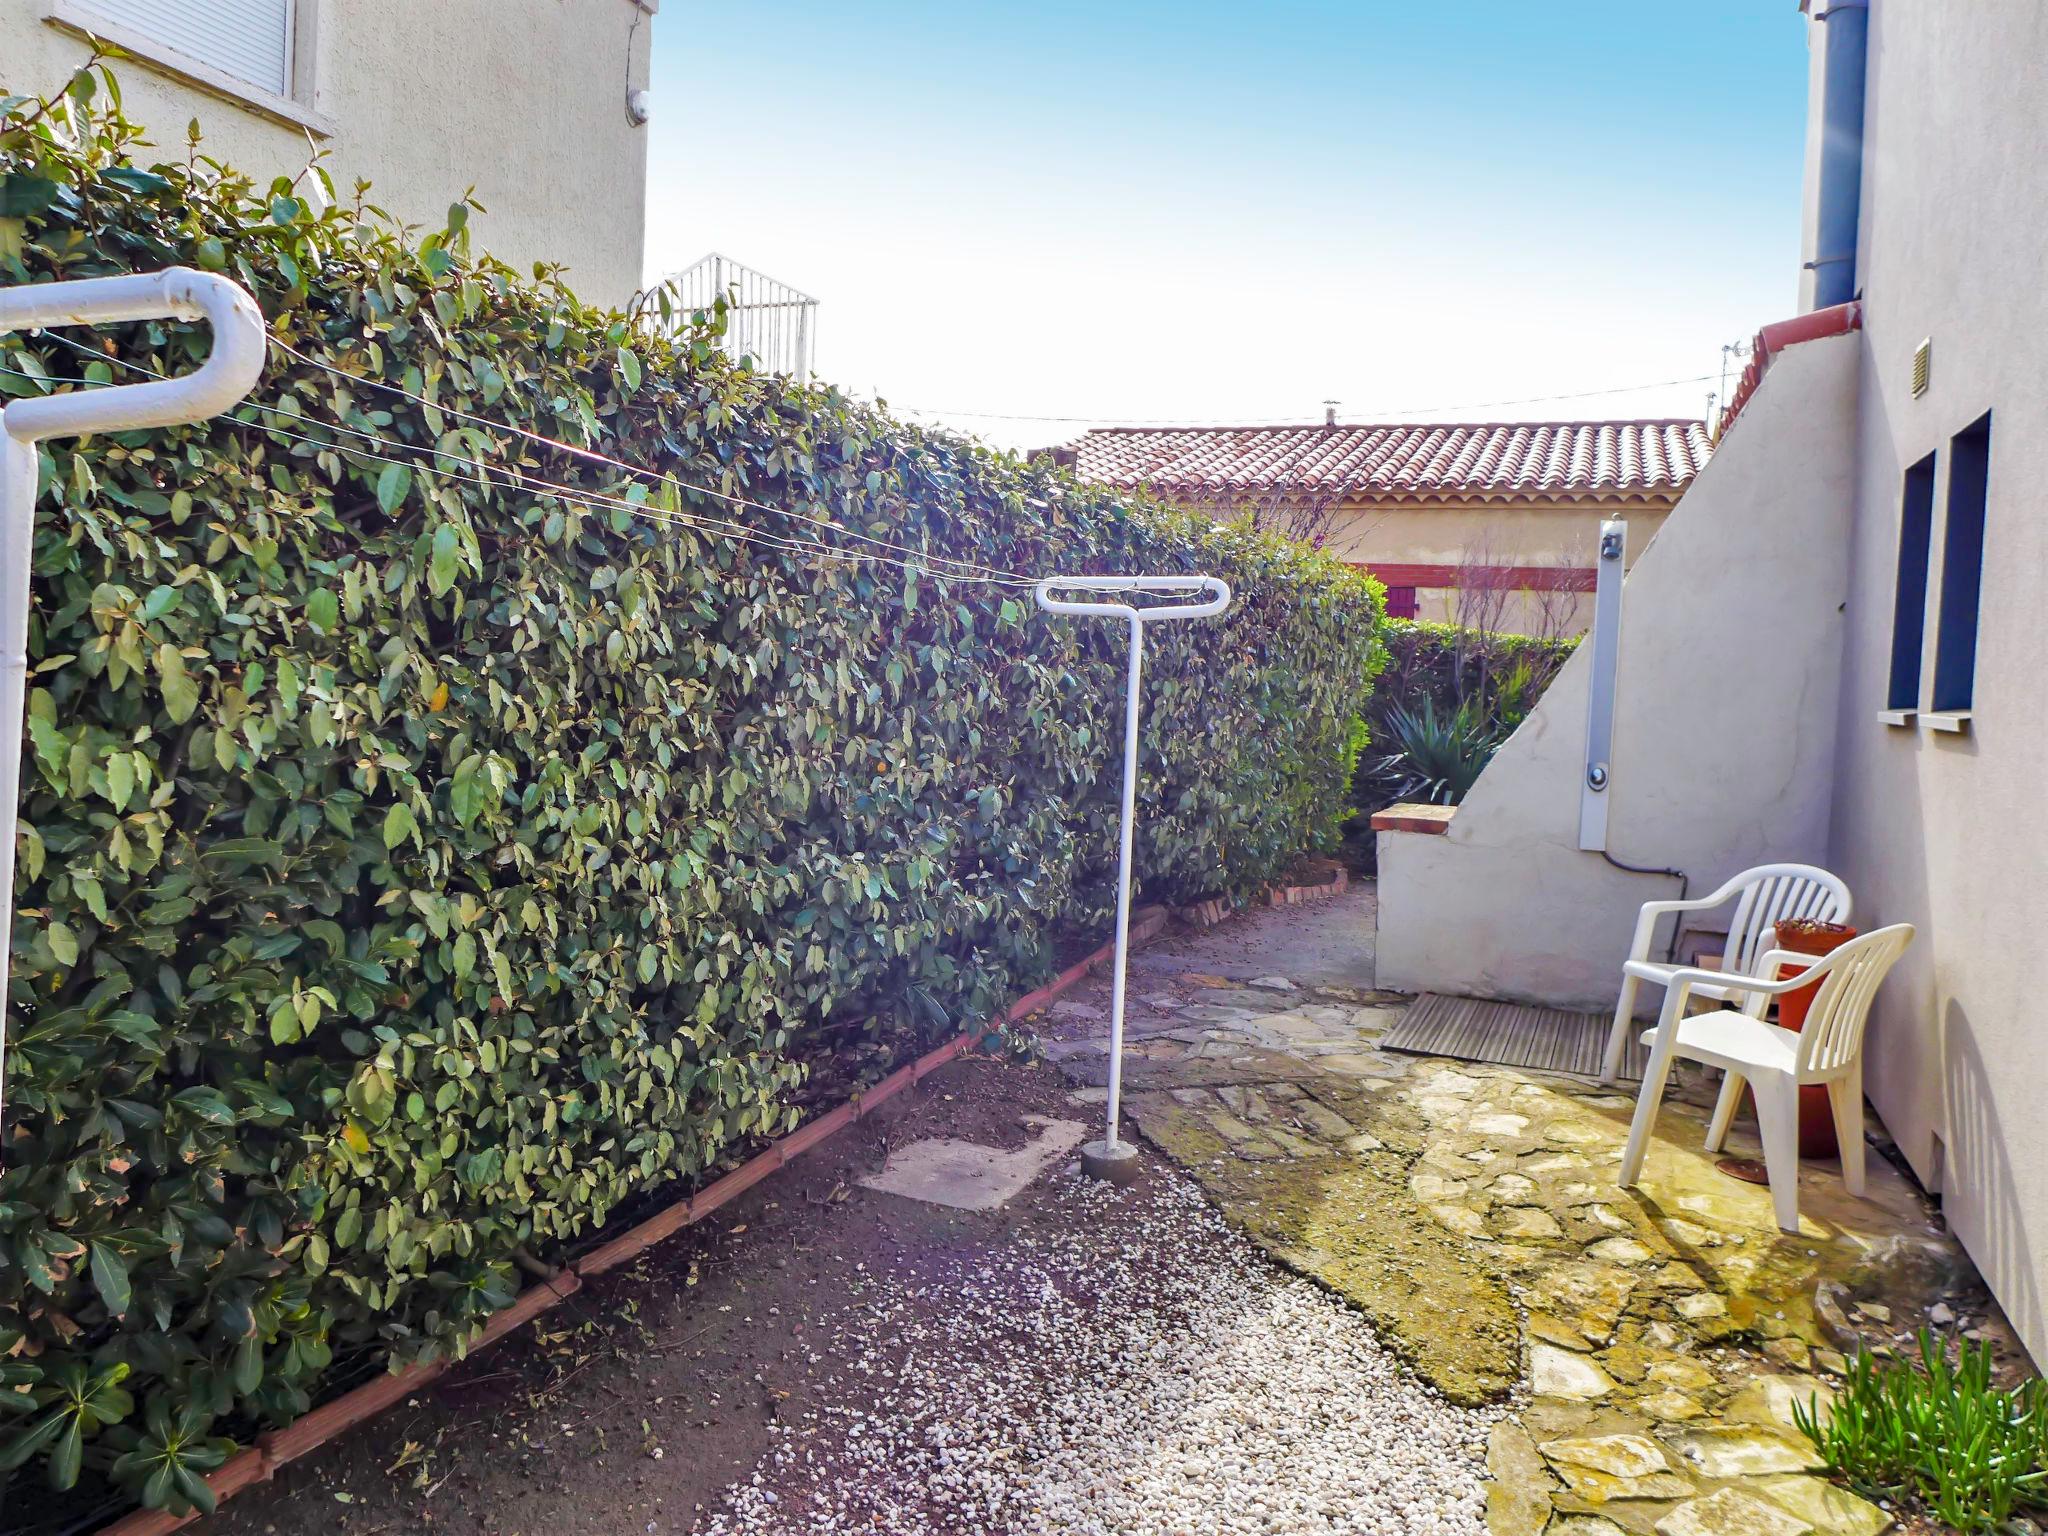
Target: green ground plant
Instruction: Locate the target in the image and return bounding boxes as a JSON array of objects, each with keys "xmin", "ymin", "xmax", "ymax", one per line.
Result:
[
  {"xmin": 1794, "ymin": 1330, "xmax": 2048, "ymax": 1533},
  {"xmin": 1363, "ymin": 694, "xmax": 1503, "ymax": 806},
  {"xmin": 0, "ymin": 68, "xmax": 1382, "ymax": 1514}
]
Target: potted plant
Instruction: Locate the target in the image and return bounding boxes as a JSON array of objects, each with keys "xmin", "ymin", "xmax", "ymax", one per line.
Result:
[{"xmin": 1774, "ymin": 916, "xmax": 1860, "ymax": 1157}]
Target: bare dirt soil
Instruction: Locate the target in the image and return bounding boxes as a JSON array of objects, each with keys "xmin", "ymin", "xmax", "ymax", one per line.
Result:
[
  {"xmin": 194, "ymin": 1052, "xmax": 1136, "ymax": 1536},
  {"xmin": 1140, "ymin": 883, "xmax": 1379, "ymax": 990}
]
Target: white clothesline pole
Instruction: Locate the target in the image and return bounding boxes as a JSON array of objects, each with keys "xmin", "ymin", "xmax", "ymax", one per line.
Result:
[
  {"xmin": 0, "ymin": 268, "xmax": 266, "ymax": 1147},
  {"xmin": 1035, "ymin": 574, "xmax": 1231, "ymax": 1182}
]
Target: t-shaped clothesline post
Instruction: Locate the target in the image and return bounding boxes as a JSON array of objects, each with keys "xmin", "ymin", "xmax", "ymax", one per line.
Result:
[
  {"xmin": 0, "ymin": 268, "xmax": 266, "ymax": 1148},
  {"xmin": 1034, "ymin": 574, "xmax": 1232, "ymax": 1182}
]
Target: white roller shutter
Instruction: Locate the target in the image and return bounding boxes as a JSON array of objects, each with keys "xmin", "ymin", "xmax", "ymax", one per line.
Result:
[{"xmin": 78, "ymin": 0, "xmax": 293, "ymax": 97}]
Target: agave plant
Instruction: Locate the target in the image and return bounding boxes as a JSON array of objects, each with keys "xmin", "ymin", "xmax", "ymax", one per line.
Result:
[{"xmin": 1365, "ymin": 694, "xmax": 1510, "ymax": 806}]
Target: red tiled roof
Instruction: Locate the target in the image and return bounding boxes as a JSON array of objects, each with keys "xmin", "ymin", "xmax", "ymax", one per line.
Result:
[{"xmin": 1070, "ymin": 419, "xmax": 1711, "ymax": 506}]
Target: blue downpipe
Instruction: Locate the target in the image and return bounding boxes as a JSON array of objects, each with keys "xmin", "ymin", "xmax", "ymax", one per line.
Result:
[{"xmin": 1811, "ymin": 1, "xmax": 1869, "ymax": 309}]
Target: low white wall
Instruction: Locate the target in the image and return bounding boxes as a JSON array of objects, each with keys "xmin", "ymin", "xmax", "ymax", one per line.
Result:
[{"xmin": 1376, "ymin": 333, "xmax": 1860, "ymax": 1010}]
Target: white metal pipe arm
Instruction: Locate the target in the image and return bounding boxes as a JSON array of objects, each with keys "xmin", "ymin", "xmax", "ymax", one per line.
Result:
[
  {"xmin": 0, "ymin": 267, "xmax": 266, "ymax": 1149},
  {"xmin": 0, "ymin": 267, "xmax": 267, "ymax": 441},
  {"xmin": 1034, "ymin": 574, "xmax": 1230, "ymax": 622}
]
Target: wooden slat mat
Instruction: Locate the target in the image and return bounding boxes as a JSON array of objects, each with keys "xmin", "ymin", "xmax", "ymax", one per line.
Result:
[{"xmin": 1381, "ymin": 992, "xmax": 1646, "ymax": 1081}]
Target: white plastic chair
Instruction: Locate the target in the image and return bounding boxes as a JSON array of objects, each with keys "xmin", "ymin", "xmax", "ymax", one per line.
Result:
[
  {"xmin": 1599, "ymin": 863, "xmax": 1851, "ymax": 1084},
  {"xmin": 1616, "ymin": 923, "xmax": 1915, "ymax": 1233}
]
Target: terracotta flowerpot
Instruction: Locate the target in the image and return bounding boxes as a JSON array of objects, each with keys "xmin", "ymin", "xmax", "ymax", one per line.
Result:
[{"xmin": 1773, "ymin": 918, "xmax": 1859, "ymax": 1159}]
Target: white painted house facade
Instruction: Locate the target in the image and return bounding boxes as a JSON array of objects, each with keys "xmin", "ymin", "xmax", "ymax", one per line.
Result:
[
  {"xmin": 0, "ymin": 0, "xmax": 657, "ymax": 307},
  {"xmin": 1376, "ymin": 0, "xmax": 2048, "ymax": 1366}
]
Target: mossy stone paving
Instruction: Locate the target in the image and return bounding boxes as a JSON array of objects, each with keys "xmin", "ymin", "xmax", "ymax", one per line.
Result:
[
  {"xmin": 1048, "ymin": 970, "xmax": 2018, "ymax": 1536},
  {"xmin": 1123, "ymin": 1049, "xmax": 1523, "ymax": 1408}
]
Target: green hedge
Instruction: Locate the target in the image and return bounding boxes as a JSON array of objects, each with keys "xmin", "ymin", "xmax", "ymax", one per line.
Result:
[
  {"xmin": 1372, "ymin": 618, "xmax": 1577, "ymax": 721},
  {"xmin": 1345, "ymin": 620, "xmax": 1576, "ymax": 841},
  {"xmin": 0, "ymin": 75, "xmax": 1383, "ymax": 1513}
]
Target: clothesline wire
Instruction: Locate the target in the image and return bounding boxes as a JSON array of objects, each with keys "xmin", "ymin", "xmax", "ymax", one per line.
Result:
[
  {"xmin": 4, "ymin": 331, "xmax": 1294, "ymax": 602},
  {"xmin": 264, "ymin": 334, "xmax": 1025, "ymax": 584},
  {"xmin": 0, "ymin": 351, "xmax": 1029, "ymax": 587},
  {"xmin": 10, "ymin": 333, "xmax": 1038, "ymax": 588}
]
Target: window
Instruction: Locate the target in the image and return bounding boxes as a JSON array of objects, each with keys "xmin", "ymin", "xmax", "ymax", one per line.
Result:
[
  {"xmin": 76, "ymin": 0, "xmax": 292, "ymax": 95},
  {"xmin": 1884, "ymin": 452, "xmax": 1936, "ymax": 713},
  {"xmin": 1931, "ymin": 412, "xmax": 1991, "ymax": 715},
  {"xmin": 1382, "ymin": 585, "xmax": 1418, "ymax": 621},
  {"xmin": 48, "ymin": 0, "xmax": 324, "ymax": 130}
]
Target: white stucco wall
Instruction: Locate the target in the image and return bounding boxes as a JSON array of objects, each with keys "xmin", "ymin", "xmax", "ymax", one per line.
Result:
[
  {"xmin": 1824, "ymin": 0, "xmax": 2048, "ymax": 1363},
  {"xmin": 0, "ymin": 0, "xmax": 653, "ymax": 307},
  {"xmin": 1376, "ymin": 333, "xmax": 1859, "ymax": 1009}
]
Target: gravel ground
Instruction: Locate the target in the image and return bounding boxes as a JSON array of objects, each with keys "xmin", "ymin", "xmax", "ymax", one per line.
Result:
[
  {"xmin": 697, "ymin": 1158, "xmax": 1495, "ymax": 1536},
  {"xmin": 183, "ymin": 1049, "xmax": 1492, "ymax": 1536}
]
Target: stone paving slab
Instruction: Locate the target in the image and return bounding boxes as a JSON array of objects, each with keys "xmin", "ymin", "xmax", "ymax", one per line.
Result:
[
  {"xmin": 1122, "ymin": 1069, "xmax": 1524, "ymax": 1406},
  {"xmin": 1040, "ymin": 947, "xmax": 2019, "ymax": 1536},
  {"xmin": 857, "ymin": 1115, "xmax": 1089, "ymax": 1211}
]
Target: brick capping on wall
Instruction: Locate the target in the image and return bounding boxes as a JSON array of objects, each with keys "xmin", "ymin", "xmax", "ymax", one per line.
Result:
[
  {"xmin": 1371, "ymin": 802, "xmax": 1458, "ymax": 836},
  {"xmin": 1717, "ymin": 300, "xmax": 1863, "ymax": 437},
  {"xmin": 1267, "ymin": 865, "xmax": 1350, "ymax": 906},
  {"xmin": 1177, "ymin": 866, "xmax": 1350, "ymax": 928}
]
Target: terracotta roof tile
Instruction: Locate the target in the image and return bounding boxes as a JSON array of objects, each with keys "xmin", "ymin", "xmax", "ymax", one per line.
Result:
[{"xmin": 1070, "ymin": 419, "xmax": 1710, "ymax": 505}]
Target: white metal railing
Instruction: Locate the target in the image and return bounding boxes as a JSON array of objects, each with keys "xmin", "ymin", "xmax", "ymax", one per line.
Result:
[{"xmin": 653, "ymin": 252, "xmax": 817, "ymax": 378}]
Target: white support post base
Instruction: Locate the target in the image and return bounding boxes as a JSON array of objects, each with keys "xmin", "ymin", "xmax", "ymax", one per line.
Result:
[{"xmin": 1079, "ymin": 1138, "xmax": 1141, "ymax": 1185}]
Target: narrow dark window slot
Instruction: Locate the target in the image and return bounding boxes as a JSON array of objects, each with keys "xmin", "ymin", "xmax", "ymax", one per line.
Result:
[
  {"xmin": 1886, "ymin": 452, "xmax": 1937, "ymax": 712},
  {"xmin": 1931, "ymin": 412, "xmax": 1992, "ymax": 714}
]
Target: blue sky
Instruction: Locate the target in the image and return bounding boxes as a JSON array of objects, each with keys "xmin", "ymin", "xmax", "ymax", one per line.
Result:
[{"xmin": 644, "ymin": 2, "xmax": 1809, "ymax": 449}]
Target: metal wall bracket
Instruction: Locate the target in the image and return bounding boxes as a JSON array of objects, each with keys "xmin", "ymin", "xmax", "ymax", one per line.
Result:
[{"xmin": 1578, "ymin": 519, "xmax": 1627, "ymax": 852}]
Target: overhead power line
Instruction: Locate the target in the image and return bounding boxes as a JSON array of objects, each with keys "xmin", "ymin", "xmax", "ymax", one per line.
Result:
[
  {"xmin": 888, "ymin": 370, "xmax": 1720, "ymax": 423},
  {"xmin": 266, "ymin": 335, "xmax": 1026, "ymax": 583}
]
